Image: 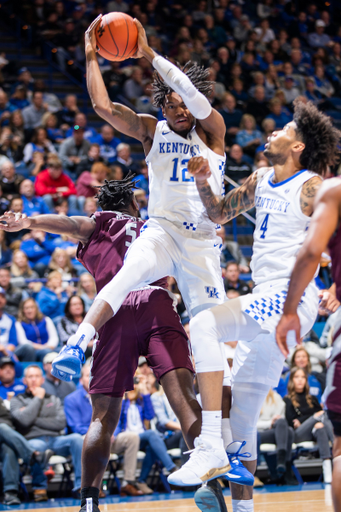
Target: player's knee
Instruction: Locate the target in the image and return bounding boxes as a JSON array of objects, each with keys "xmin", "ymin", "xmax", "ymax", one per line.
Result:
[
  {"xmin": 189, "ymin": 310, "xmax": 213, "ymax": 340},
  {"xmin": 314, "ymin": 422, "xmax": 325, "ymax": 430}
]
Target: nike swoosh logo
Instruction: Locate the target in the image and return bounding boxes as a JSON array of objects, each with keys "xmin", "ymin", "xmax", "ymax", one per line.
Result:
[{"xmin": 162, "ymin": 131, "xmax": 171, "ymax": 135}]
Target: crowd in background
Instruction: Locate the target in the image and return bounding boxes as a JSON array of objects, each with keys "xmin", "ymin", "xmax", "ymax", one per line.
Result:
[{"xmin": 0, "ymin": 0, "xmax": 339, "ymax": 504}]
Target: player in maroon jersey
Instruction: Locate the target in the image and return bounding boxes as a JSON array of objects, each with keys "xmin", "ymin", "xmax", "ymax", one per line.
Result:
[
  {"xmin": 0, "ymin": 174, "xmax": 208, "ymax": 512},
  {"xmin": 276, "ymin": 177, "xmax": 341, "ymax": 512}
]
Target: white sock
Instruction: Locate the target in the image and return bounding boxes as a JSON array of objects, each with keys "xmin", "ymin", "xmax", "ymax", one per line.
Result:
[
  {"xmin": 201, "ymin": 410, "xmax": 222, "ymax": 448},
  {"xmin": 232, "ymin": 499, "xmax": 254, "ymax": 512},
  {"xmin": 67, "ymin": 322, "xmax": 96, "ymax": 352},
  {"xmin": 323, "ymin": 459, "xmax": 332, "ymax": 484},
  {"xmin": 222, "ymin": 418, "xmax": 233, "ymax": 449}
]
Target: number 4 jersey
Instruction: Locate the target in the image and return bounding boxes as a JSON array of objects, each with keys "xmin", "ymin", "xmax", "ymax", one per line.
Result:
[
  {"xmin": 146, "ymin": 120, "xmax": 226, "ymax": 233},
  {"xmin": 77, "ymin": 211, "xmax": 167, "ymax": 291},
  {"xmin": 250, "ymin": 168, "xmax": 318, "ymax": 286}
]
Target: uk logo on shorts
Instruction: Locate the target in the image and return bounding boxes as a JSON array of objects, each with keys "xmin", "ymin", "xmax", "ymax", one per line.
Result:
[{"xmin": 205, "ymin": 286, "xmax": 220, "ymax": 299}]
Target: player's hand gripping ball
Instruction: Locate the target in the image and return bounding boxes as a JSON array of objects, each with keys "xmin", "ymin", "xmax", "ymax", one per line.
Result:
[{"xmin": 95, "ymin": 12, "xmax": 138, "ymax": 61}]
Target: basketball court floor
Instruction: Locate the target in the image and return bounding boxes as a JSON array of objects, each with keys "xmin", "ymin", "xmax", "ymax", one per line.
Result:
[{"xmin": 0, "ymin": 483, "xmax": 332, "ymax": 512}]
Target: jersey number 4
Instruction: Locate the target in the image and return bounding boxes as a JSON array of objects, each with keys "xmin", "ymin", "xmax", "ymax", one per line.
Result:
[
  {"xmin": 125, "ymin": 223, "xmax": 137, "ymax": 247},
  {"xmin": 170, "ymin": 158, "xmax": 193, "ymax": 182},
  {"xmin": 260, "ymin": 213, "xmax": 269, "ymax": 239}
]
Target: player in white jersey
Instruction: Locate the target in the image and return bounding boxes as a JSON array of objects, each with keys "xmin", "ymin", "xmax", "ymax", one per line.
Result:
[
  {"xmin": 49, "ymin": 14, "xmax": 246, "ymax": 512},
  {"xmin": 168, "ymin": 100, "xmax": 340, "ymax": 512}
]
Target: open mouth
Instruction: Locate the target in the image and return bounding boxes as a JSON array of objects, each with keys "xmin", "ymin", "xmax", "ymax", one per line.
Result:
[{"xmin": 175, "ymin": 119, "xmax": 187, "ymax": 124}]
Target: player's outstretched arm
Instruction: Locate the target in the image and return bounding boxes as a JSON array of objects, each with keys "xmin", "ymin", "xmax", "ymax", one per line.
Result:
[
  {"xmin": 276, "ymin": 179, "xmax": 341, "ymax": 357},
  {"xmin": 188, "ymin": 157, "xmax": 267, "ymax": 224},
  {"xmin": 0, "ymin": 212, "xmax": 95, "ymax": 244},
  {"xmin": 85, "ymin": 16, "xmax": 157, "ymax": 146}
]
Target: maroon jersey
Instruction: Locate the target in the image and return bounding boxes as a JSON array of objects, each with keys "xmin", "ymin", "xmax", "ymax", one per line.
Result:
[
  {"xmin": 328, "ymin": 220, "xmax": 341, "ymax": 302},
  {"xmin": 77, "ymin": 211, "xmax": 167, "ymax": 291}
]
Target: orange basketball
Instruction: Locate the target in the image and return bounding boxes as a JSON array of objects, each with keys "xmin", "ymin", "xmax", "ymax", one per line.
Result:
[{"xmin": 95, "ymin": 12, "xmax": 138, "ymax": 62}]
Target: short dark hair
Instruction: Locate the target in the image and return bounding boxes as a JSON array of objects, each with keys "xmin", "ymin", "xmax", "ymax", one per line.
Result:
[
  {"xmin": 96, "ymin": 171, "xmax": 136, "ymax": 211},
  {"xmin": 226, "ymin": 260, "xmax": 238, "ymax": 270},
  {"xmin": 64, "ymin": 295, "xmax": 85, "ymax": 321},
  {"xmin": 293, "ymin": 98, "xmax": 340, "ymax": 175},
  {"xmin": 152, "ymin": 61, "xmax": 213, "ymax": 108}
]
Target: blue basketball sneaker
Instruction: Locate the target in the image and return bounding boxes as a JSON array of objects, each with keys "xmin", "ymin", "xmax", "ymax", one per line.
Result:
[
  {"xmin": 51, "ymin": 344, "xmax": 85, "ymax": 382},
  {"xmin": 194, "ymin": 479, "xmax": 228, "ymax": 512},
  {"xmin": 224, "ymin": 441, "xmax": 254, "ymax": 486}
]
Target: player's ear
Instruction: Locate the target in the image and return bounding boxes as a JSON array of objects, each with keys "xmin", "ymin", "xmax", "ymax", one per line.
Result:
[{"xmin": 292, "ymin": 141, "xmax": 305, "ymax": 154}]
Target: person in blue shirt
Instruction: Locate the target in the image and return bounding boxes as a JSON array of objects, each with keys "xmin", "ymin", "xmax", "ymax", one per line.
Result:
[
  {"xmin": 90, "ymin": 124, "xmax": 121, "ymax": 164},
  {"xmin": 20, "ymin": 230, "xmax": 57, "ymax": 277},
  {"xmin": 0, "ymin": 357, "xmax": 25, "ymax": 400},
  {"xmin": 276, "ymin": 346, "xmax": 323, "ymax": 403},
  {"xmin": 265, "ymin": 97, "xmax": 292, "ymax": 129},
  {"xmin": 0, "ymin": 288, "xmax": 18, "ymax": 353},
  {"xmin": 20, "ymin": 179, "xmax": 50, "ymax": 217},
  {"xmin": 35, "ymin": 271, "xmax": 70, "ymax": 321},
  {"xmin": 65, "ymin": 113, "xmax": 98, "ymax": 141}
]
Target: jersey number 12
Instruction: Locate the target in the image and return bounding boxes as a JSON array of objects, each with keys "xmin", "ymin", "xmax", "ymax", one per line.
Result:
[{"xmin": 260, "ymin": 213, "xmax": 269, "ymax": 239}]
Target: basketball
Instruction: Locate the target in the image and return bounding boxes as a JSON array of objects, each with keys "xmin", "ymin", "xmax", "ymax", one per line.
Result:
[{"xmin": 95, "ymin": 12, "xmax": 138, "ymax": 62}]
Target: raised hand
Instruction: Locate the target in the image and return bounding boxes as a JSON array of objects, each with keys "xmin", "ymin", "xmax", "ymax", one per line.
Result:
[
  {"xmin": 85, "ymin": 14, "xmax": 103, "ymax": 53},
  {"xmin": 275, "ymin": 313, "xmax": 301, "ymax": 358},
  {"xmin": 0, "ymin": 212, "xmax": 31, "ymax": 232},
  {"xmin": 133, "ymin": 18, "xmax": 152, "ymax": 60},
  {"xmin": 188, "ymin": 156, "xmax": 212, "ymax": 182},
  {"xmin": 318, "ymin": 289, "xmax": 340, "ymax": 315}
]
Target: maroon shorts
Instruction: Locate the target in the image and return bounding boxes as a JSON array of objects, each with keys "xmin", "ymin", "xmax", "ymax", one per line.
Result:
[{"xmin": 89, "ymin": 288, "xmax": 194, "ymax": 397}]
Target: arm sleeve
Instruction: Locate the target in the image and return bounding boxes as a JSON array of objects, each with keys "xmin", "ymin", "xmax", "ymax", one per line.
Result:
[
  {"xmin": 152, "ymin": 55, "xmax": 212, "ymax": 120},
  {"xmin": 45, "ymin": 317, "xmax": 59, "ymax": 348}
]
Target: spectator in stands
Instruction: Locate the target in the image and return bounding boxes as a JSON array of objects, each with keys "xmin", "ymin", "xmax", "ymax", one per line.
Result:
[
  {"xmin": 20, "ymin": 179, "xmax": 49, "ymax": 217},
  {"xmin": 313, "ymin": 65, "xmax": 335, "ymax": 98},
  {"xmin": 15, "ymin": 298, "xmax": 59, "ymax": 362},
  {"xmin": 11, "ymin": 365, "xmax": 83, "ymax": 501},
  {"xmin": 0, "ymin": 90, "xmax": 15, "ymax": 127},
  {"xmin": 266, "ymin": 97, "xmax": 292, "ymax": 129},
  {"xmin": 57, "ymin": 296, "xmax": 93, "ymax": 357},
  {"xmin": 0, "ymin": 161, "xmax": 24, "ymax": 200},
  {"xmin": 217, "ymin": 227, "xmax": 250, "ymax": 272},
  {"xmin": 76, "ymin": 162, "xmax": 109, "ymax": 200},
  {"xmin": 42, "ymin": 112, "xmax": 64, "ymax": 145},
  {"xmin": 27, "ymin": 151, "xmax": 45, "ymax": 178},
  {"xmin": 133, "ymin": 161, "xmax": 149, "ymax": 195},
  {"xmin": 112, "ymin": 143, "xmax": 139, "ymax": 176},
  {"xmin": 0, "ymin": 396, "xmax": 51, "ymax": 505},
  {"xmin": 115, "ymin": 374, "xmax": 176, "ymax": 495},
  {"xmin": 0, "ymin": 357, "xmax": 25, "ymax": 400},
  {"xmin": 257, "ymin": 389, "xmax": 296, "ymax": 484},
  {"xmin": 134, "ymin": 189, "xmax": 148, "ymax": 220},
  {"xmin": 54, "ymin": 19, "xmax": 81, "ymax": 73},
  {"xmin": 58, "ymin": 126, "xmax": 91, "ymax": 177},
  {"xmin": 236, "ymin": 114, "xmax": 262, "ymax": 158},
  {"xmin": 218, "ymin": 92, "xmax": 243, "ymax": 147},
  {"xmin": 136, "ymin": 80, "xmax": 160, "ymax": 117},
  {"xmin": 77, "ymin": 273, "xmax": 96, "ymax": 312},
  {"xmin": 56, "ymin": 94, "xmax": 79, "ymax": 131},
  {"xmin": 10, "ymin": 249, "xmax": 39, "ymax": 291},
  {"xmin": 47, "ymin": 247, "xmax": 77, "ymax": 282},
  {"xmin": 5, "ymin": 197, "xmax": 30, "ymax": 248},
  {"xmin": 35, "ymin": 155, "xmax": 78, "ymax": 212},
  {"xmin": 93, "ymin": 124, "xmax": 121, "ymax": 164},
  {"xmin": 0, "ymin": 267, "xmax": 27, "ymax": 318},
  {"xmin": 304, "ymin": 77, "xmax": 324, "ymax": 105},
  {"xmin": 0, "ymin": 231, "xmax": 11, "ymax": 267},
  {"xmin": 35, "ymin": 270, "xmax": 70, "ymax": 321},
  {"xmin": 9, "ymin": 85, "xmax": 30, "ymax": 112},
  {"xmin": 23, "ymin": 127, "xmax": 56, "ymax": 165},
  {"xmin": 283, "ymin": 367, "xmax": 333, "ymax": 484},
  {"xmin": 33, "ymin": 80, "xmax": 62, "ymax": 114},
  {"xmin": 42, "ymin": 352, "xmax": 76, "ymax": 403},
  {"xmin": 12, "ymin": 68, "xmax": 34, "ymax": 94},
  {"xmin": 150, "ymin": 385, "xmax": 188, "ymax": 466},
  {"xmin": 83, "ymin": 197, "xmax": 98, "ymax": 217},
  {"xmin": 225, "ymin": 144, "xmax": 252, "ymax": 184},
  {"xmin": 65, "ymin": 363, "xmax": 143, "ymax": 496},
  {"xmin": 233, "ymin": 14, "xmax": 253, "ymax": 45},
  {"xmin": 9, "ymin": 110, "xmax": 25, "ymax": 147},
  {"xmin": 123, "ymin": 67, "xmax": 144, "ymax": 104},
  {"xmin": 75, "ymin": 144, "xmax": 106, "ymax": 178},
  {"xmin": 20, "ymin": 231, "xmax": 56, "ymax": 277},
  {"xmin": 245, "ymin": 86, "xmax": 270, "ymax": 126},
  {"xmin": 224, "ymin": 261, "xmax": 251, "ymax": 295},
  {"xmin": 21, "ymin": 91, "xmax": 47, "ymax": 131},
  {"xmin": 0, "ymin": 286, "xmax": 17, "ymax": 352},
  {"xmin": 65, "ymin": 113, "xmax": 98, "ymax": 141},
  {"xmin": 0, "ymin": 127, "xmax": 24, "ymax": 164},
  {"xmin": 308, "ymin": 20, "xmax": 331, "ymax": 49},
  {"xmin": 280, "ymin": 76, "xmax": 301, "ymax": 105},
  {"xmin": 279, "ymin": 347, "xmax": 323, "ymax": 402}
]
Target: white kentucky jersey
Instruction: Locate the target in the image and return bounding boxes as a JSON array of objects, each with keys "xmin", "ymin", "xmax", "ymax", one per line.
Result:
[
  {"xmin": 250, "ymin": 168, "xmax": 318, "ymax": 286},
  {"xmin": 146, "ymin": 120, "xmax": 225, "ymax": 233}
]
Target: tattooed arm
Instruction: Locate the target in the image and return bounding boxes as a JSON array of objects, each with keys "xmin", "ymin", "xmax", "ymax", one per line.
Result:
[
  {"xmin": 299, "ymin": 176, "xmax": 323, "ymax": 217},
  {"xmin": 188, "ymin": 156, "xmax": 270, "ymax": 224},
  {"xmin": 85, "ymin": 16, "xmax": 157, "ymax": 150}
]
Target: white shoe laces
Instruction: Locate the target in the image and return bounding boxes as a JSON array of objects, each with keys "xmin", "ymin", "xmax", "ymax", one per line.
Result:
[{"xmin": 183, "ymin": 436, "xmax": 213, "ymax": 464}]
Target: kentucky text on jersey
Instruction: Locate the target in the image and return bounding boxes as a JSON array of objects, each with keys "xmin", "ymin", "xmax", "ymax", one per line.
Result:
[
  {"xmin": 255, "ymin": 195, "xmax": 290, "ymax": 213},
  {"xmin": 159, "ymin": 142, "xmax": 201, "ymax": 156}
]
